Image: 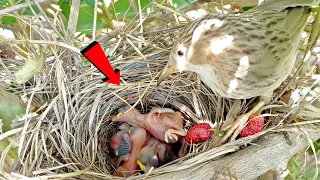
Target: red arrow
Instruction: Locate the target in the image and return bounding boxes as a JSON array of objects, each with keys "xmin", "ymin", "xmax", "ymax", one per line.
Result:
[{"xmin": 81, "ymin": 41, "xmax": 120, "ymax": 85}]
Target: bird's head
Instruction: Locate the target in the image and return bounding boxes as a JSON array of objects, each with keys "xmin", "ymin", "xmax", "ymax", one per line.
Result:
[
  {"xmin": 137, "ymin": 146, "xmax": 158, "ymax": 173},
  {"xmin": 157, "ymin": 43, "xmax": 189, "ymax": 85},
  {"xmin": 157, "ymin": 17, "xmax": 228, "ymax": 86},
  {"xmin": 113, "ymin": 133, "xmax": 132, "ymax": 157}
]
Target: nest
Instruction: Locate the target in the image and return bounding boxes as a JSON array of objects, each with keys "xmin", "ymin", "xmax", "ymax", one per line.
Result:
[{"xmin": 1, "ymin": 1, "xmax": 320, "ymax": 179}]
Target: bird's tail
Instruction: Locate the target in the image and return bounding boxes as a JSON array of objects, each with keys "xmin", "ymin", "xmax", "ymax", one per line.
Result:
[
  {"xmin": 284, "ymin": 7, "xmax": 310, "ymax": 43},
  {"xmin": 253, "ymin": 0, "xmax": 319, "ymax": 43}
]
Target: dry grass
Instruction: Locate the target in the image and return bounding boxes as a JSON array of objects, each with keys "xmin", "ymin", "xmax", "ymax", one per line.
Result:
[{"xmin": 0, "ymin": 1, "xmax": 320, "ymax": 179}]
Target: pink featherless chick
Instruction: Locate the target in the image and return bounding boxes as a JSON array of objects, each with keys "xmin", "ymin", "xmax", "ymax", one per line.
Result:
[
  {"xmin": 137, "ymin": 137, "xmax": 177, "ymax": 173},
  {"xmin": 113, "ymin": 126, "xmax": 147, "ymax": 177},
  {"xmin": 112, "ymin": 106, "xmax": 187, "ymax": 144}
]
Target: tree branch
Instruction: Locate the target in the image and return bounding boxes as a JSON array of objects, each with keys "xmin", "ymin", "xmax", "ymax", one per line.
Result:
[{"xmin": 149, "ymin": 126, "xmax": 320, "ymax": 180}]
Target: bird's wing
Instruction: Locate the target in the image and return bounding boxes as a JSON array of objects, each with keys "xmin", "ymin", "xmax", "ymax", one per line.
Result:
[{"xmin": 253, "ymin": 0, "xmax": 320, "ymax": 11}]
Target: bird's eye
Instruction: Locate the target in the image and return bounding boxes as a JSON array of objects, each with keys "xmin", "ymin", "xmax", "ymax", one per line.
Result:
[{"xmin": 177, "ymin": 50, "xmax": 184, "ymax": 57}]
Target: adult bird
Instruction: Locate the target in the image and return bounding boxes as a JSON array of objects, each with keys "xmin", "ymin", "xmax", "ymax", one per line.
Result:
[{"xmin": 157, "ymin": 0, "xmax": 319, "ymax": 143}]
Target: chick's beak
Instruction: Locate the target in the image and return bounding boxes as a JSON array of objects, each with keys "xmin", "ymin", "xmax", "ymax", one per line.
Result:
[
  {"xmin": 157, "ymin": 64, "xmax": 178, "ymax": 86},
  {"xmin": 137, "ymin": 160, "xmax": 152, "ymax": 173},
  {"xmin": 137, "ymin": 160, "xmax": 147, "ymax": 172}
]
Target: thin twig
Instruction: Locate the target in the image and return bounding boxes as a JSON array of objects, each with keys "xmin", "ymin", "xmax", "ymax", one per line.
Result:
[
  {"xmin": 1, "ymin": 39, "xmax": 80, "ymax": 54},
  {"xmin": 0, "ymin": 0, "xmax": 52, "ymax": 16}
]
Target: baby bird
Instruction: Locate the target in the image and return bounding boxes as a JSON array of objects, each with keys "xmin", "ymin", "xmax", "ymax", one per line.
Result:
[
  {"xmin": 137, "ymin": 137, "xmax": 177, "ymax": 173},
  {"xmin": 109, "ymin": 123, "xmax": 132, "ymax": 159},
  {"xmin": 113, "ymin": 126, "xmax": 147, "ymax": 177},
  {"xmin": 113, "ymin": 106, "xmax": 187, "ymax": 143}
]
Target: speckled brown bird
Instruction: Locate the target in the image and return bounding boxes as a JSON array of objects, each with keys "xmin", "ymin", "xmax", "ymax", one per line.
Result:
[{"xmin": 157, "ymin": 0, "xmax": 320, "ymax": 142}]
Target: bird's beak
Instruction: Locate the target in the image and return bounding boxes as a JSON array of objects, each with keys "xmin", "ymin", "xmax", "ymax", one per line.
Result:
[
  {"xmin": 137, "ymin": 160, "xmax": 153, "ymax": 173},
  {"xmin": 137, "ymin": 160, "xmax": 146, "ymax": 172},
  {"xmin": 157, "ymin": 64, "xmax": 178, "ymax": 86},
  {"xmin": 112, "ymin": 112, "xmax": 123, "ymax": 121}
]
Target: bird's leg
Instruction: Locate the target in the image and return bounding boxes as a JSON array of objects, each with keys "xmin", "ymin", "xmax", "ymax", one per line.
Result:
[
  {"xmin": 164, "ymin": 129, "xmax": 187, "ymax": 143},
  {"xmin": 219, "ymin": 100, "xmax": 266, "ymax": 144},
  {"xmin": 178, "ymin": 138, "xmax": 188, "ymax": 158}
]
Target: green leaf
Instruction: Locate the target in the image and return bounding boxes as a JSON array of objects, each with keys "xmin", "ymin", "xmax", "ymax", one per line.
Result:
[
  {"xmin": 242, "ymin": 7, "xmax": 254, "ymax": 12},
  {"xmin": 113, "ymin": 0, "xmax": 152, "ymax": 18},
  {"xmin": 0, "ymin": 140, "xmax": 18, "ymax": 160},
  {"xmin": 14, "ymin": 51, "xmax": 45, "ymax": 84},
  {"xmin": 81, "ymin": 0, "xmax": 95, "ymax": 7},
  {"xmin": 303, "ymin": 167, "xmax": 320, "ymax": 180},
  {"xmin": 0, "ymin": 0, "xmax": 7, "ymax": 6},
  {"xmin": 113, "ymin": 0, "xmax": 134, "ymax": 18},
  {"xmin": 77, "ymin": 6, "xmax": 104, "ymax": 34},
  {"xmin": 307, "ymin": 141, "xmax": 320, "ymax": 155},
  {"xmin": 60, "ymin": 1, "xmax": 71, "ymax": 19},
  {"xmin": 0, "ymin": 88, "xmax": 25, "ymax": 132},
  {"xmin": 81, "ymin": 0, "xmax": 104, "ymax": 7},
  {"xmin": 22, "ymin": 5, "xmax": 40, "ymax": 15},
  {"xmin": 171, "ymin": 0, "xmax": 196, "ymax": 9},
  {"xmin": 2, "ymin": 16, "xmax": 16, "ymax": 25},
  {"xmin": 212, "ymin": 129, "xmax": 226, "ymax": 137},
  {"xmin": 287, "ymin": 158, "xmax": 303, "ymax": 179},
  {"xmin": 312, "ymin": 141, "xmax": 319, "ymax": 153},
  {"xmin": 307, "ymin": 139, "xmax": 320, "ymax": 154},
  {"xmin": 312, "ymin": 7, "xmax": 320, "ymax": 13}
]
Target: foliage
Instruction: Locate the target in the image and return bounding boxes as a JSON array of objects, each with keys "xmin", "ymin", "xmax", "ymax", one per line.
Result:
[
  {"xmin": 0, "ymin": 88, "xmax": 24, "ymax": 132},
  {"xmin": 308, "ymin": 139, "xmax": 320, "ymax": 154},
  {"xmin": 14, "ymin": 51, "xmax": 46, "ymax": 84},
  {"xmin": 286, "ymin": 154, "xmax": 320, "ymax": 180},
  {"xmin": 0, "ymin": 88, "xmax": 24, "ymax": 161},
  {"xmin": 1, "ymin": 0, "xmax": 194, "ymax": 35},
  {"xmin": 2, "ymin": 16, "xmax": 16, "ymax": 25}
]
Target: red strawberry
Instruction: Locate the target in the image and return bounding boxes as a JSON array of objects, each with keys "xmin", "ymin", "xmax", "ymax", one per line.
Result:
[
  {"xmin": 185, "ymin": 123, "xmax": 212, "ymax": 144},
  {"xmin": 240, "ymin": 114, "xmax": 264, "ymax": 137}
]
